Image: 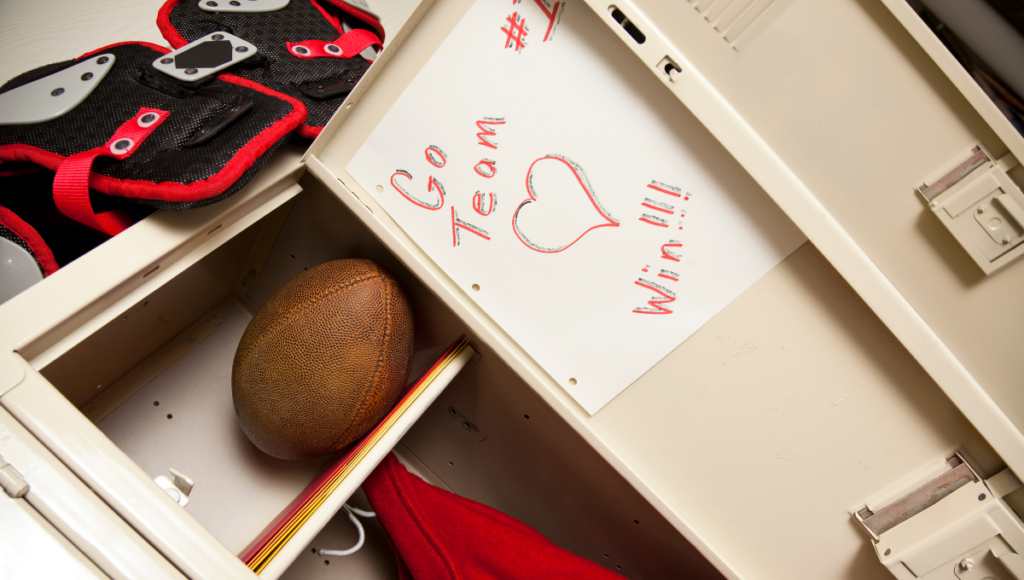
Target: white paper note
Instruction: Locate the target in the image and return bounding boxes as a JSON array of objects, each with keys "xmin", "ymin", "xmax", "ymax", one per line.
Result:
[{"xmin": 348, "ymin": 0, "xmax": 806, "ymax": 414}]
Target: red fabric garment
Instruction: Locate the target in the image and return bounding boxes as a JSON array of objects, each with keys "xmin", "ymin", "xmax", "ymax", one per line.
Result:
[{"xmin": 363, "ymin": 453, "xmax": 625, "ymax": 580}]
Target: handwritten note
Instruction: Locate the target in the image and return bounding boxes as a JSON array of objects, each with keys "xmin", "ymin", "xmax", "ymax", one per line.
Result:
[{"xmin": 347, "ymin": 0, "xmax": 805, "ymax": 414}]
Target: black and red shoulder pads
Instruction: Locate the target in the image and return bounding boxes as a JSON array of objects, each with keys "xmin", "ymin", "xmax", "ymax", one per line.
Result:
[
  {"xmin": 0, "ymin": 42, "xmax": 305, "ymax": 235},
  {"xmin": 158, "ymin": 0, "xmax": 384, "ymax": 140}
]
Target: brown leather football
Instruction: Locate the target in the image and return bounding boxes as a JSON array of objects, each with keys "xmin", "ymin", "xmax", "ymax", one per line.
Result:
[{"xmin": 232, "ymin": 259, "xmax": 414, "ymax": 460}]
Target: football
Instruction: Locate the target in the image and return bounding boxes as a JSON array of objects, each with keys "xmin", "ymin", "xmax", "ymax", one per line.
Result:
[{"xmin": 232, "ymin": 259, "xmax": 414, "ymax": 460}]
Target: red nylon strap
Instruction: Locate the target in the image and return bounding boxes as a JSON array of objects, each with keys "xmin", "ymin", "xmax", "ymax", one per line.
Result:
[
  {"xmin": 286, "ymin": 29, "xmax": 382, "ymax": 59},
  {"xmin": 53, "ymin": 108, "xmax": 168, "ymax": 235},
  {"xmin": 309, "ymin": 0, "xmax": 344, "ymax": 33}
]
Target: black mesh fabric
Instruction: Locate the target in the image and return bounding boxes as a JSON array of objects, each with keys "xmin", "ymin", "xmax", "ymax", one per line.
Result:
[
  {"xmin": 164, "ymin": 0, "xmax": 374, "ymax": 129},
  {"xmin": 0, "ymin": 222, "xmax": 45, "ymax": 275},
  {"xmin": 0, "ymin": 43, "xmax": 300, "ymax": 209},
  {"xmin": 148, "ymin": 131, "xmax": 290, "ymax": 210}
]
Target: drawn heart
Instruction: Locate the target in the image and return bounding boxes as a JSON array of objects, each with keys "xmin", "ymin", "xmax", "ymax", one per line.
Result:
[{"xmin": 513, "ymin": 155, "xmax": 619, "ymax": 253}]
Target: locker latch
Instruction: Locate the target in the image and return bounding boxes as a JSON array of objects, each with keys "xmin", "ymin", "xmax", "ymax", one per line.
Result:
[
  {"xmin": 917, "ymin": 146, "xmax": 1024, "ymax": 275},
  {"xmin": 155, "ymin": 468, "xmax": 194, "ymax": 507},
  {"xmin": 854, "ymin": 454, "xmax": 1024, "ymax": 579},
  {"xmin": 0, "ymin": 453, "xmax": 29, "ymax": 498}
]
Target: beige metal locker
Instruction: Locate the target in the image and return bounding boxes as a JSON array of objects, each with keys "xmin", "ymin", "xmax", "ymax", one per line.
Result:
[{"xmin": 2, "ymin": 0, "xmax": 1024, "ymax": 578}]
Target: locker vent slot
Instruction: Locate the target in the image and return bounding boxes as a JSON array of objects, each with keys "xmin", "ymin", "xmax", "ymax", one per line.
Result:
[{"xmin": 686, "ymin": 0, "xmax": 796, "ymax": 49}]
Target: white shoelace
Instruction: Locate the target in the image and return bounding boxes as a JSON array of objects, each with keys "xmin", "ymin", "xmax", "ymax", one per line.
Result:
[{"xmin": 317, "ymin": 504, "xmax": 378, "ymax": 557}]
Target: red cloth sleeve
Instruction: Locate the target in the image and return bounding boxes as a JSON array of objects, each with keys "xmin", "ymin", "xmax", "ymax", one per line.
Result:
[{"xmin": 363, "ymin": 453, "xmax": 626, "ymax": 580}]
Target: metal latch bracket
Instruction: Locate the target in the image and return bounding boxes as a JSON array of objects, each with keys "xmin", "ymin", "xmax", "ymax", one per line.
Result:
[
  {"xmin": 855, "ymin": 454, "xmax": 1024, "ymax": 579},
  {"xmin": 918, "ymin": 146, "xmax": 1024, "ymax": 275}
]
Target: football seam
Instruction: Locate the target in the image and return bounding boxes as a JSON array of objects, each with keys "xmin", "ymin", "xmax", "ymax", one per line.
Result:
[
  {"xmin": 329, "ymin": 265, "xmax": 393, "ymax": 451},
  {"xmin": 236, "ymin": 271, "xmax": 380, "ymax": 365}
]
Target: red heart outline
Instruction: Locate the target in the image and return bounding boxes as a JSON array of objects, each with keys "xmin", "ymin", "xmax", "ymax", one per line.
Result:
[{"xmin": 513, "ymin": 155, "xmax": 619, "ymax": 253}]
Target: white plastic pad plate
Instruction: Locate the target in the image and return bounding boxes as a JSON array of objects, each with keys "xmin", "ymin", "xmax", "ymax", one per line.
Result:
[
  {"xmin": 199, "ymin": 0, "xmax": 289, "ymax": 13},
  {"xmin": 0, "ymin": 54, "xmax": 115, "ymax": 126},
  {"xmin": 151, "ymin": 32, "xmax": 257, "ymax": 82},
  {"xmin": 0, "ymin": 237, "xmax": 43, "ymax": 305}
]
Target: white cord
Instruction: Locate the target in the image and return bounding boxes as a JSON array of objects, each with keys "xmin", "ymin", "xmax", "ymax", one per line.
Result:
[
  {"xmin": 317, "ymin": 504, "xmax": 378, "ymax": 557},
  {"xmin": 347, "ymin": 506, "xmax": 377, "ymax": 518}
]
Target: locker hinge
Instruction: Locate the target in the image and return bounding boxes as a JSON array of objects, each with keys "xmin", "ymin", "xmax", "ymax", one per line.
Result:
[
  {"xmin": 0, "ymin": 453, "xmax": 30, "ymax": 498},
  {"xmin": 854, "ymin": 453, "xmax": 1024, "ymax": 579},
  {"xmin": 918, "ymin": 145, "xmax": 1024, "ymax": 275}
]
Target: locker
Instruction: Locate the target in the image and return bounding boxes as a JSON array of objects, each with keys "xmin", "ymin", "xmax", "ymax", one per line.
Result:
[{"xmin": 1, "ymin": 0, "xmax": 1023, "ymax": 578}]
